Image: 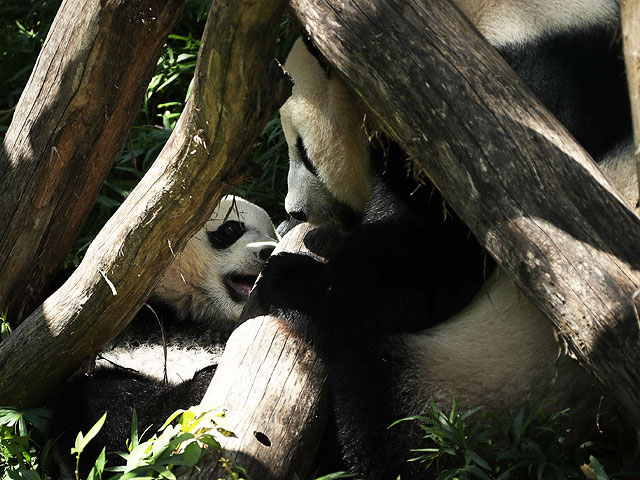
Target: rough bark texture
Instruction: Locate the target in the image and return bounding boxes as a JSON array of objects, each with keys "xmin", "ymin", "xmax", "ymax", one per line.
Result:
[
  {"xmin": 0, "ymin": 0, "xmax": 289, "ymax": 408},
  {"xmin": 0, "ymin": 0, "xmax": 186, "ymax": 326},
  {"xmin": 185, "ymin": 223, "xmax": 329, "ymax": 480},
  {"xmin": 290, "ymin": 0, "xmax": 640, "ymax": 429},
  {"xmin": 622, "ymin": 0, "xmax": 640, "ymax": 203}
]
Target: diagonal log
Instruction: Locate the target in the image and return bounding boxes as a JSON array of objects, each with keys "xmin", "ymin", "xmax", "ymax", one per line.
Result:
[
  {"xmin": 289, "ymin": 0, "xmax": 640, "ymax": 430},
  {"xmin": 0, "ymin": 0, "xmax": 186, "ymax": 326},
  {"xmin": 0, "ymin": 0, "xmax": 289, "ymax": 408}
]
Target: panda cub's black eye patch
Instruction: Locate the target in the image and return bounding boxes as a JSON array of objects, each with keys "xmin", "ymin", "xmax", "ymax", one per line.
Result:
[
  {"xmin": 207, "ymin": 220, "xmax": 246, "ymax": 249},
  {"xmin": 296, "ymin": 136, "xmax": 319, "ymax": 177}
]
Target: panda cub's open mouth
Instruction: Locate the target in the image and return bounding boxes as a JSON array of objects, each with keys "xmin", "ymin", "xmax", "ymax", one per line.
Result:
[{"xmin": 224, "ymin": 273, "xmax": 259, "ymax": 303}]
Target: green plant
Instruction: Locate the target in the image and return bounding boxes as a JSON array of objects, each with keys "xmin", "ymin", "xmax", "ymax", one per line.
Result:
[
  {"xmin": 393, "ymin": 401, "xmax": 639, "ymax": 480},
  {"xmin": 66, "ymin": 406, "xmax": 247, "ymax": 480},
  {"xmin": 0, "ymin": 313, "xmax": 11, "ymax": 342},
  {"xmin": 0, "ymin": 0, "xmax": 62, "ymax": 134},
  {"xmin": 71, "ymin": 412, "xmax": 107, "ymax": 480},
  {"xmin": 394, "ymin": 402, "xmax": 495, "ymax": 479},
  {"xmin": 0, "ymin": 406, "xmax": 54, "ymax": 479}
]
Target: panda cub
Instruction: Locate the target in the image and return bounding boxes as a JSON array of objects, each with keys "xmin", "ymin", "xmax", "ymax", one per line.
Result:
[
  {"xmin": 97, "ymin": 195, "xmax": 279, "ymax": 383},
  {"xmin": 256, "ymin": 1, "xmax": 631, "ymax": 478},
  {"xmin": 52, "ymin": 195, "xmax": 278, "ymax": 479}
]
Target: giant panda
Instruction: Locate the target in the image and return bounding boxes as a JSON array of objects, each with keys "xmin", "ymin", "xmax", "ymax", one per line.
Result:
[
  {"xmin": 51, "ymin": 195, "xmax": 278, "ymax": 479},
  {"xmin": 255, "ymin": 1, "xmax": 633, "ymax": 478}
]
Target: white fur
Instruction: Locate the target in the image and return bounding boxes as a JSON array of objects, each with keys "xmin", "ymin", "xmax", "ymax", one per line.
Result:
[
  {"xmin": 455, "ymin": 0, "xmax": 619, "ymax": 47},
  {"xmin": 402, "ymin": 271, "xmax": 597, "ymax": 416},
  {"xmin": 598, "ymin": 141, "xmax": 639, "ymax": 214},
  {"xmin": 98, "ymin": 195, "xmax": 278, "ymax": 383},
  {"xmin": 99, "ymin": 327, "xmax": 226, "ymax": 384},
  {"xmin": 281, "ymin": 39, "xmax": 371, "ymax": 223}
]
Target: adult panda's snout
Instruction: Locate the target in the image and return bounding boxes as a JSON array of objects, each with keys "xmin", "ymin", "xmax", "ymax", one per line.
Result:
[
  {"xmin": 257, "ymin": 242, "xmax": 276, "ymax": 261},
  {"xmin": 289, "ymin": 210, "xmax": 308, "ymax": 222},
  {"xmin": 247, "ymin": 239, "xmax": 278, "ymax": 262}
]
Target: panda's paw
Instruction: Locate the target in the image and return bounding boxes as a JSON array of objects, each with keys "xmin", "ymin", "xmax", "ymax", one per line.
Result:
[{"xmin": 254, "ymin": 252, "xmax": 326, "ymax": 314}]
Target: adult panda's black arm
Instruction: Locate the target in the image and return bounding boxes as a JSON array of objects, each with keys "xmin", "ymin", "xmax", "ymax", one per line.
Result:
[{"xmin": 256, "ymin": 218, "xmax": 487, "ymax": 342}]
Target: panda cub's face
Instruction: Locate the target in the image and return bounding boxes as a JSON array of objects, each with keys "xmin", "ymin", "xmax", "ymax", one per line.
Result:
[
  {"xmin": 153, "ymin": 195, "xmax": 278, "ymax": 331},
  {"xmin": 280, "ymin": 38, "xmax": 372, "ymax": 228}
]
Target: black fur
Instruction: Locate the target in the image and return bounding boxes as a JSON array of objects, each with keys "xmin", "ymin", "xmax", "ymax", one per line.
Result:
[
  {"xmin": 497, "ymin": 25, "xmax": 630, "ymax": 159},
  {"xmin": 50, "ymin": 364, "xmax": 215, "ymax": 478}
]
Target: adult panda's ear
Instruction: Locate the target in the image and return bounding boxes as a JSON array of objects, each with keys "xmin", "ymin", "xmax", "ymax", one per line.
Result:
[{"xmin": 300, "ymin": 35, "xmax": 331, "ymax": 75}]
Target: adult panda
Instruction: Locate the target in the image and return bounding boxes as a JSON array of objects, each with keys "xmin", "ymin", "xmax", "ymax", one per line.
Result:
[
  {"xmin": 255, "ymin": 2, "xmax": 633, "ymax": 477},
  {"xmin": 51, "ymin": 195, "xmax": 278, "ymax": 479}
]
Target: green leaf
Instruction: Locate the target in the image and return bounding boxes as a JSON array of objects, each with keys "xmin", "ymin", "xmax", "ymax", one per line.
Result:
[
  {"xmin": 71, "ymin": 431, "xmax": 84, "ymax": 455},
  {"xmin": 197, "ymin": 433, "xmax": 221, "ymax": 451},
  {"xmin": 467, "ymin": 450, "xmax": 491, "ymax": 471},
  {"xmin": 160, "ymin": 410, "xmax": 185, "ymax": 430},
  {"xmin": 0, "ymin": 408, "xmax": 23, "ymax": 428},
  {"xmin": 79, "ymin": 412, "xmax": 107, "ymax": 452},
  {"xmin": 312, "ymin": 472, "xmax": 356, "ymax": 479},
  {"xmin": 130, "ymin": 409, "xmax": 139, "ymax": 451},
  {"xmin": 87, "ymin": 447, "xmax": 106, "ymax": 480},
  {"xmin": 22, "ymin": 408, "xmax": 53, "ymax": 434},
  {"xmin": 589, "ymin": 456, "xmax": 610, "ymax": 480},
  {"xmin": 182, "ymin": 441, "xmax": 201, "ymax": 465}
]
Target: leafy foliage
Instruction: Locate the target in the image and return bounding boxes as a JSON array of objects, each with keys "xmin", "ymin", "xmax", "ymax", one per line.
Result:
[
  {"xmin": 0, "ymin": 0, "xmax": 62, "ymax": 134},
  {"xmin": 393, "ymin": 401, "xmax": 640, "ymax": 480},
  {"xmin": 0, "ymin": 313, "xmax": 11, "ymax": 342},
  {"xmin": 0, "ymin": 406, "xmax": 54, "ymax": 479},
  {"xmin": 65, "ymin": 406, "xmax": 248, "ymax": 480}
]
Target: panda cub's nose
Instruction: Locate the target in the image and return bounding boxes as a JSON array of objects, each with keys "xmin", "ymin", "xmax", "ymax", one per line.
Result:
[
  {"xmin": 289, "ymin": 210, "xmax": 307, "ymax": 222},
  {"xmin": 258, "ymin": 244, "xmax": 276, "ymax": 261}
]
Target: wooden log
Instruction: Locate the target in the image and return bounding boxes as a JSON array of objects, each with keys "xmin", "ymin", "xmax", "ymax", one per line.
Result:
[
  {"xmin": 290, "ymin": 0, "xmax": 640, "ymax": 430},
  {"xmin": 0, "ymin": 0, "xmax": 186, "ymax": 326},
  {"xmin": 0, "ymin": 0, "xmax": 289, "ymax": 408},
  {"xmin": 186, "ymin": 224, "xmax": 330, "ymax": 480},
  {"xmin": 621, "ymin": 0, "xmax": 640, "ymax": 204}
]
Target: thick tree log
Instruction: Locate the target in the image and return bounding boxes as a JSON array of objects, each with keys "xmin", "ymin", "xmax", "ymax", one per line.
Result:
[
  {"xmin": 187, "ymin": 225, "xmax": 329, "ymax": 480},
  {"xmin": 291, "ymin": 0, "xmax": 640, "ymax": 430},
  {"xmin": 0, "ymin": 0, "xmax": 289, "ymax": 408},
  {"xmin": 621, "ymin": 0, "xmax": 640, "ymax": 204},
  {"xmin": 0, "ymin": 0, "xmax": 186, "ymax": 326}
]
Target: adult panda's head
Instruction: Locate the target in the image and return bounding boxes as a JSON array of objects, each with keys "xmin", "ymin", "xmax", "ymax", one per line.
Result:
[
  {"xmin": 152, "ymin": 195, "xmax": 278, "ymax": 331},
  {"xmin": 280, "ymin": 38, "xmax": 371, "ymax": 228},
  {"xmin": 280, "ymin": 0, "xmax": 622, "ymax": 228}
]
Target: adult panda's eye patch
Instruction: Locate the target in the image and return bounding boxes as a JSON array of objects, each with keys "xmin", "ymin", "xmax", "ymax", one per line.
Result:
[
  {"xmin": 207, "ymin": 220, "xmax": 246, "ymax": 249},
  {"xmin": 296, "ymin": 136, "xmax": 319, "ymax": 177}
]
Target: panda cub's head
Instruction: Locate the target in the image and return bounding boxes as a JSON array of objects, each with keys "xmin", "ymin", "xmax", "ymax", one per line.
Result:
[
  {"xmin": 152, "ymin": 195, "xmax": 278, "ymax": 331},
  {"xmin": 280, "ymin": 38, "xmax": 372, "ymax": 228}
]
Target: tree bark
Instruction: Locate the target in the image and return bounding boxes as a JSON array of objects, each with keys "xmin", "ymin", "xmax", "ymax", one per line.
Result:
[
  {"xmin": 0, "ymin": 0, "xmax": 186, "ymax": 327},
  {"xmin": 186, "ymin": 223, "xmax": 331, "ymax": 480},
  {"xmin": 621, "ymin": 0, "xmax": 640, "ymax": 205},
  {"xmin": 0, "ymin": 0, "xmax": 289, "ymax": 408},
  {"xmin": 290, "ymin": 0, "xmax": 640, "ymax": 430}
]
